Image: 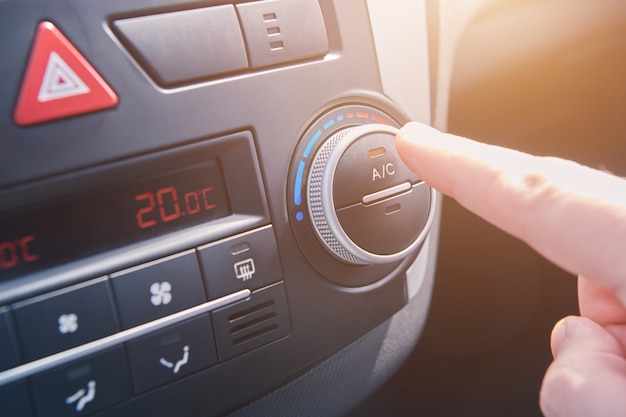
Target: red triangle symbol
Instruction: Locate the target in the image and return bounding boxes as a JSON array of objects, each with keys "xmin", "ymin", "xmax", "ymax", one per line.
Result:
[{"xmin": 13, "ymin": 21, "xmax": 118, "ymax": 126}]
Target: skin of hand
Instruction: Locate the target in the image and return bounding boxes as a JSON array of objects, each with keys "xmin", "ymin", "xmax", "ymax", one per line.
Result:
[{"xmin": 395, "ymin": 121, "xmax": 626, "ymax": 417}]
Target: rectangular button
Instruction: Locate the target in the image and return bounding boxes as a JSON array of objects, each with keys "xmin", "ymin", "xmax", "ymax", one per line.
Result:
[
  {"xmin": 0, "ymin": 381, "xmax": 33, "ymax": 417},
  {"xmin": 236, "ymin": 0, "xmax": 329, "ymax": 68},
  {"xmin": 126, "ymin": 314, "xmax": 217, "ymax": 394},
  {"xmin": 113, "ymin": 5, "xmax": 249, "ymax": 85},
  {"xmin": 12, "ymin": 278, "xmax": 118, "ymax": 361},
  {"xmin": 197, "ymin": 226, "xmax": 282, "ymax": 299},
  {"xmin": 0, "ymin": 307, "xmax": 20, "ymax": 371},
  {"xmin": 30, "ymin": 347, "xmax": 131, "ymax": 417},
  {"xmin": 111, "ymin": 250, "xmax": 206, "ymax": 329}
]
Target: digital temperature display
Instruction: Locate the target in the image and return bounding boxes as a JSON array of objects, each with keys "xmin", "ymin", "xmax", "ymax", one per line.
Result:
[{"xmin": 0, "ymin": 160, "xmax": 230, "ymax": 281}]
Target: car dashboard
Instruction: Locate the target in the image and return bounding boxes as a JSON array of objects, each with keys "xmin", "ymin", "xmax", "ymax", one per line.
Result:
[{"xmin": 0, "ymin": 1, "xmax": 440, "ymax": 416}]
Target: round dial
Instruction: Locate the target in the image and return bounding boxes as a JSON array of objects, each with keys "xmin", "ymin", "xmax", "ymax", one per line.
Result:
[
  {"xmin": 307, "ymin": 124, "xmax": 432, "ymax": 265},
  {"xmin": 287, "ymin": 102, "xmax": 436, "ymax": 286}
]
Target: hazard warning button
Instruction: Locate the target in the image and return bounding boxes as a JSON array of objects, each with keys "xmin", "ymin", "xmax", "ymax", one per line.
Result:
[{"xmin": 13, "ymin": 21, "xmax": 118, "ymax": 126}]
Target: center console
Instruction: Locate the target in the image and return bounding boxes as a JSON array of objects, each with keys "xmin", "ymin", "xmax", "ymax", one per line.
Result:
[{"xmin": 0, "ymin": 1, "xmax": 439, "ymax": 416}]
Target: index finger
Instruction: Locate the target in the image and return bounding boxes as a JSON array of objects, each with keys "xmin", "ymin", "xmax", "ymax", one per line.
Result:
[{"xmin": 396, "ymin": 122, "xmax": 626, "ymax": 305}]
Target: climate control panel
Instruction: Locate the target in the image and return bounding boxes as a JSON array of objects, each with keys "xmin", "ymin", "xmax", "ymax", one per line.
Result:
[{"xmin": 0, "ymin": 0, "xmax": 437, "ymax": 415}]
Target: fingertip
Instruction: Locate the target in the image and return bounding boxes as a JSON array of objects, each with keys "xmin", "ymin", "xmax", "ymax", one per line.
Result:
[
  {"xmin": 541, "ymin": 317, "xmax": 626, "ymax": 417},
  {"xmin": 550, "ymin": 316, "xmax": 623, "ymax": 354},
  {"xmin": 395, "ymin": 122, "xmax": 418, "ymax": 157},
  {"xmin": 550, "ymin": 317, "xmax": 569, "ymax": 359},
  {"xmin": 395, "ymin": 122, "xmax": 448, "ymax": 180},
  {"xmin": 399, "ymin": 120, "xmax": 440, "ymax": 136},
  {"xmin": 396, "ymin": 121, "xmax": 442, "ymax": 148}
]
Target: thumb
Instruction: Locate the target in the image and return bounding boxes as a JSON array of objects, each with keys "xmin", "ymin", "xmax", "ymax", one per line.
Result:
[{"xmin": 540, "ymin": 316, "xmax": 626, "ymax": 417}]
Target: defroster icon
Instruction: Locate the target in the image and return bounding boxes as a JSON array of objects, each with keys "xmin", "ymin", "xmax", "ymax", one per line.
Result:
[{"xmin": 234, "ymin": 259, "xmax": 256, "ymax": 281}]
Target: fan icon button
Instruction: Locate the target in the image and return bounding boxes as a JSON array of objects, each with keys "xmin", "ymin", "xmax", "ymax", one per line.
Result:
[
  {"xmin": 150, "ymin": 281, "xmax": 173, "ymax": 306},
  {"xmin": 58, "ymin": 313, "xmax": 79, "ymax": 334}
]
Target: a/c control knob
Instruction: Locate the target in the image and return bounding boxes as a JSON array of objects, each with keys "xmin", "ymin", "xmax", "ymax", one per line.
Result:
[{"xmin": 307, "ymin": 124, "xmax": 433, "ymax": 265}]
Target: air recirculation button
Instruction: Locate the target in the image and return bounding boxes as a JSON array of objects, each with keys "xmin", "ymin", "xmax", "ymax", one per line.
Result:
[{"xmin": 307, "ymin": 124, "xmax": 433, "ymax": 265}]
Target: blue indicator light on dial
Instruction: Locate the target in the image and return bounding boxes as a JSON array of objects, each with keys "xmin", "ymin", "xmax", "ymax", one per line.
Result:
[
  {"xmin": 304, "ymin": 130, "xmax": 323, "ymax": 158},
  {"xmin": 294, "ymin": 161, "xmax": 306, "ymax": 205}
]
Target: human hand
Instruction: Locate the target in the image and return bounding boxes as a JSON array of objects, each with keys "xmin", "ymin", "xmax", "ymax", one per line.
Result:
[{"xmin": 395, "ymin": 121, "xmax": 626, "ymax": 417}]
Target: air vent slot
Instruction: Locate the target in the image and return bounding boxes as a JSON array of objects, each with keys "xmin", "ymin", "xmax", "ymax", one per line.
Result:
[
  {"xmin": 231, "ymin": 311, "xmax": 277, "ymax": 334},
  {"xmin": 211, "ymin": 282, "xmax": 290, "ymax": 361},
  {"xmin": 232, "ymin": 323, "xmax": 279, "ymax": 346},
  {"xmin": 228, "ymin": 300, "xmax": 275, "ymax": 322}
]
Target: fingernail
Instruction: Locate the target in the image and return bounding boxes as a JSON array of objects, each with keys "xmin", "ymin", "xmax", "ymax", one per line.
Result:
[
  {"xmin": 550, "ymin": 317, "xmax": 568, "ymax": 358},
  {"xmin": 399, "ymin": 122, "xmax": 437, "ymax": 143}
]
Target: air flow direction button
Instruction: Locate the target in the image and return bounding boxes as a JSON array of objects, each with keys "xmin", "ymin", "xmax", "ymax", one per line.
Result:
[
  {"xmin": 125, "ymin": 315, "xmax": 217, "ymax": 393},
  {"xmin": 29, "ymin": 348, "xmax": 132, "ymax": 417}
]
